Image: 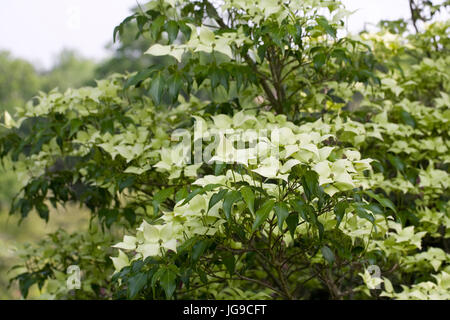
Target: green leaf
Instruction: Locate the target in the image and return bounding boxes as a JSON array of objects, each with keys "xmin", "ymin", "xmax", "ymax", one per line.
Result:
[
  {"xmin": 214, "ymin": 162, "xmax": 226, "ymax": 175},
  {"xmin": 151, "ymin": 15, "xmax": 166, "ymax": 40},
  {"xmin": 311, "ymin": 213, "xmax": 324, "ymax": 240},
  {"xmin": 316, "ymin": 16, "xmax": 337, "ymax": 38},
  {"xmin": 331, "ymin": 48, "xmax": 349, "ymax": 62},
  {"xmin": 128, "ymin": 273, "xmax": 147, "ymax": 299},
  {"xmin": 113, "ymin": 25, "xmax": 122, "ymax": 43},
  {"xmin": 204, "ymin": 184, "xmax": 223, "ymax": 192},
  {"xmin": 159, "ymin": 269, "xmax": 177, "ymax": 298},
  {"xmin": 180, "ymin": 268, "xmax": 192, "ymax": 289},
  {"xmin": 198, "ymin": 269, "xmax": 208, "ymax": 284},
  {"xmin": 314, "ymin": 53, "xmax": 327, "ymax": 69},
  {"xmin": 400, "ymin": 110, "xmax": 416, "ymax": 128},
  {"xmin": 181, "ymin": 187, "xmax": 205, "ymax": 206},
  {"xmin": 136, "ymin": 15, "xmax": 147, "ymax": 34},
  {"xmin": 292, "ymin": 199, "xmax": 324, "ymax": 239},
  {"xmin": 69, "ymin": 118, "xmax": 83, "ymax": 137},
  {"xmin": 208, "ymin": 189, "xmax": 228, "ymax": 213},
  {"xmin": 367, "ymin": 203, "xmax": 384, "ymax": 215},
  {"xmin": 175, "ymin": 186, "xmax": 189, "ymax": 203},
  {"xmin": 321, "ymin": 246, "xmax": 335, "ymax": 264},
  {"xmin": 252, "ymin": 199, "xmax": 275, "ymax": 232},
  {"xmin": 151, "ymin": 268, "xmax": 165, "ymax": 288},
  {"xmin": 192, "ymin": 240, "xmax": 209, "ymax": 262},
  {"xmin": 166, "ymin": 20, "xmax": 179, "ymax": 43},
  {"xmin": 223, "ymin": 190, "xmax": 242, "ymax": 220},
  {"xmin": 377, "ymin": 198, "xmax": 397, "ymax": 214},
  {"xmin": 18, "ymin": 274, "xmax": 35, "ymax": 298},
  {"xmin": 125, "ymin": 67, "xmax": 157, "ymax": 89},
  {"xmin": 387, "ymin": 154, "xmax": 405, "ymax": 173},
  {"xmin": 119, "ymin": 176, "xmax": 135, "ymax": 192},
  {"xmin": 364, "ymin": 190, "xmax": 397, "ymax": 213},
  {"xmin": 178, "ymin": 21, "xmax": 192, "ymax": 39},
  {"xmin": 36, "ymin": 202, "xmax": 49, "ymax": 222},
  {"xmin": 113, "ymin": 15, "xmax": 135, "ymax": 42},
  {"xmin": 354, "ymin": 204, "xmax": 375, "ymax": 224},
  {"xmin": 179, "ymin": 184, "xmax": 222, "ymax": 206},
  {"xmin": 222, "ymin": 252, "xmax": 235, "ymax": 275},
  {"xmin": 168, "ymin": 73, "xmax": 183, "ymax": 102},
  {"xmin": 28, "ymin": 179, "xmax": 42, "ymax": 195},
  {"xmin": 291, "ymin": 199, "xmax": 308, "ymax": 222},
  {"xmin": 274, "ymin": 202, "xmax": 290, "ymax": 230},
  {"xmin": 149, "ymin": 72, "xmax": 164, "ymax": 105},
  {"xmin": 301, "ymin": 170, "xmax": 320, "ymax": 201},
  {"xmin": 240, "ymin": 186, "xmax": 255, "ymax": 214},
  {"xmin": 286, "ymin": 213, "xmax": 299, "ymax": 238},
  {"xmin": 153, "ymin": 187, "xmax": 175, "ymax": 214},
  {"xmin": 334, "ymin": 200, "xmax": 348, "ymax": 227}
]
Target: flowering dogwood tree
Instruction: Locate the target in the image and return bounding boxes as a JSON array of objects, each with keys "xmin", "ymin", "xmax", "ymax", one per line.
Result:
[{"xmin": 1, "ymin": 0, "xmax": 448, "ymax": 300}]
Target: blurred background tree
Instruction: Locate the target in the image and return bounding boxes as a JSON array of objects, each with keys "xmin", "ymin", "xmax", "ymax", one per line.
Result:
[
  {"xmin": 0, "ymin": 10, "xmax": 152, "ymax": 299},
  {"xmin": 0, "ymin": 49, "xmax": 96, "ymax": 299},
  {"xmin": 0, "ymin": 51, "xmax": 41, "ymax": 114},
  {"xmin": 408, "ymin": 0, "xmax": 450, "ymax": 32},
  {"xmin": 40, "ymin": 50, "xmax": 96, "ymax": 92}
]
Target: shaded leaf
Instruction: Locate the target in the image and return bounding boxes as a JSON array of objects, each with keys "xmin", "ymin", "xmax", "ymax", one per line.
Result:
[
  {"xmin": 286, "ymin": 213, "xmax": 299, "ymax": 238},
  {"xmin": 274, "ymin": 202, "xmax": 290, "ymax": 230},
  {"xmin": 241, "ymin": 186, "xmax": 255, "ymax": 214},
  {"xmin": 252, "ymin": 199, "xmax": 275, "ymax": 231},
  {"xmin": 321, "ymin": 246, "xmax": 335, "ymax": 264},
  {"xmin": 223, "ymin": 190, "xmax": 242, "ymax": 219},
  {"xmin": 159, "ymin": 269, "xmax": 177, "ymax": 298},
  {"xmin": 208, "ymin": 189, "xmax": 228, "ymax": 213}
]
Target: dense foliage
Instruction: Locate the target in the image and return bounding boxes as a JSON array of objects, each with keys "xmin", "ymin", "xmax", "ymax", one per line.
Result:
[{"xmin": 0, "ymin": 0, "xmax": 448, "ymax": 300}]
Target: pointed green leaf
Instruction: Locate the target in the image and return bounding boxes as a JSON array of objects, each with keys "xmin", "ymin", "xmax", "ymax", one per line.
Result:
[
  {"xmin": 316, "ymin": 16, "xmax": 336, "ymax": 38},
  {"xmin": 364, "ymin": 190, "xmax": 397, "ymax": 213},
  {"xmin": 241, "ymin": 186, "xmax": 255, "ymax": 214},
  {"xmin": 150, "ymin": 15, "xmax": 165, "ymax": 39},
  {"xmin": 214, "ymin": 162, "xmax": 226, "ymax": 175},
  {"xmin": 334, "ymin": 200, "xmax": 348, "ymax": 227},
  {"xmin": 274, "ymin": 202, "xmax": 290, "ymax": 230},
  {"xmin": 192, "ymin": 240, "xmax": 209, "ymax": 262},
  {"xmin": 222, "ymin": 252, "xmax": 235, "ymax": 275},
  {"xmin": 159, "ymin": 269, "xmax": 177, "ymax": 298},
  {"xmin": 125, "ymin": 67, "xmax": 157, "ymax": 89},
  {"xmin": 128, "ymin": 273, "xmax": 147, "ymax": 299},
  {"xmin": 354, "ymin": 204, "xmax": 375, "ymax": 224},
  {"xmin": 313, "ymin": 52, "xmax": 327, "ymax": 69},
  {"xmin": 286, "ymin": 213, "xmax": 299, "ymax": 238},
  {"xmin": 208, "ymin": 189, "xmax": 228, "ymax": 213},
  {"xmin": 166, "ymin": 20, "xmax": 179, "ymax": 43},
  {"xmin": 36, "ymin": 202, "xmax": 49, "ymax": 222},
  {"xmin": 153, "ymin": 187, "xmax": 175, "ymax": 214},
  {"xmin": 149, "ymin": 73, "xmax": 164, "ymax": 105},
  {"xmin": 387, "ymin": 154, "xmax": 405, "ymax": 173},
  {"xmin": 302, "ymin": 170, "xmax": 320, "ymax": 201},
  {"xmin": 252, "ymin": 199, "xmax": 275, "ymax": 232},
  {"xmin": 321, "ymin": 246, "xmax": 335, "ymax": 264},
  {"xmin": 181, "ymin": 187, "xmax": 204, "ymax": 206},
  {"xmin": 168, "ymin": 73, "xmax": 183, "ymax": 102},
  {"xmin": 400, "ymin": 110, "xmax": 416, "ymax": 128},
  {"xmin": 223, "ymin": 190, "xmax": 242, "ymax": 220},
  {"xmin": 175, "ymin": 186, "xmax": 189, "ymax": 203}
]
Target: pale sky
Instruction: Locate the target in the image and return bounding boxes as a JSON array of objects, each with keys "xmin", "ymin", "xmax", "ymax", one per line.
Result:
[{"xmin": 0, "ymin": 0, "xmax": 448, "ymax": 70}]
